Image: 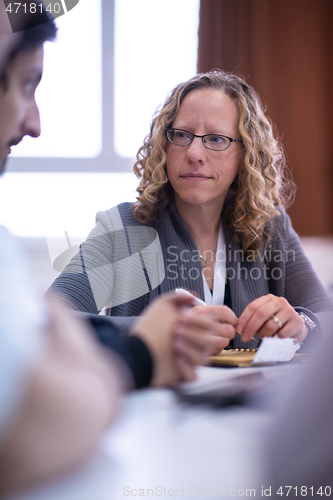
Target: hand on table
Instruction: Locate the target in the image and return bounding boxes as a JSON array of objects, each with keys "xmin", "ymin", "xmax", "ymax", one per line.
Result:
[
  {"xmin": 236, "ymin": 294, "xmax": 308, "ymax": 344},
  {"xmin": 131, "ymin": 293, "xmax": 218, "ymax": 385},
  {"xmin": 190, "ymin": 305, "xmax": 238, "ymax": 355}
]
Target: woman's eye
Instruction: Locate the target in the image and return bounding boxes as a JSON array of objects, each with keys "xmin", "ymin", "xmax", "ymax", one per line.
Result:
[
  {"xmin": 174, "ymin": 131, "xmax": 187, "ymax": 139},
  {"xmin": 210, "ymin": 135, "xmax": 226, "ymax": 144}
]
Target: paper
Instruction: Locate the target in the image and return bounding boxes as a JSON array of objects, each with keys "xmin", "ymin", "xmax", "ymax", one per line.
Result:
[{"xmin": 253, "ymin": 335, "xmax": 301, "ymax": 363}]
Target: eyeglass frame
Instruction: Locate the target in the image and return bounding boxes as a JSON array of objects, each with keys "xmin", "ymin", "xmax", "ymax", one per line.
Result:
[{"xmin": 165, "ymin": 128, "xmax": 243, "ymax": 151}]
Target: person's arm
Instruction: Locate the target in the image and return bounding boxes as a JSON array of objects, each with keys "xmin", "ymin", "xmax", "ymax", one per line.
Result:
[
  {"xmin": 48, "ymin": 207, "xmax": 164, "ymax": 334},
  {"xmin": 0, "ymin": 289, "xmax": 218, "ymax": 495},
  {"xmin": 48, "ymin": 218, "xmax": 115, "ymax": 314},
  {"xmin": 282, "ymin": 208, "xmax": 333, "ymax": 334},
  {"xmin": 235, "ymin": 208, "xmax": 333, "ymax": 343},
  {"xmin": 0, "ymin": 303, "xmax": 126, "ymax": 496},
  {"xmin": 87, "ymin": 315, "xmax": 153, "ymax": 389},
  {"xmin": 89, "ymin": 293, "xmax": 220, "ymax": 387}
]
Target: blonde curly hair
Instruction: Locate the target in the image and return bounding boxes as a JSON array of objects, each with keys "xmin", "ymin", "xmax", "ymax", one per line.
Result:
[{"xmin": 133, "ymin": 70, "xmax": 294, "ymax": 253}]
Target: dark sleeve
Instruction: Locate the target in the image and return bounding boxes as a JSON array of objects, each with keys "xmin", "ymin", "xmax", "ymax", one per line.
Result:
[{"xmin": 88, "ymin": 316, "xmax": 153, "ymax": 389}]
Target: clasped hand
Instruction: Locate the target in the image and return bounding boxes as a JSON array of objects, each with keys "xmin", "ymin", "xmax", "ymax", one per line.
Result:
[
  {"xmin": 191, "ymin": 293, "xmax": 308, "ymax": 354},
  {"xmin": 236, "ymin": 294, "xmax": 308, "ymax": 344}
]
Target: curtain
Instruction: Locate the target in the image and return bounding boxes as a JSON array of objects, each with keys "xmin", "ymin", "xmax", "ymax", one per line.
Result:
[{"xmin": 198, "ymin": 0, "xmax": 333, "ymax": 235}]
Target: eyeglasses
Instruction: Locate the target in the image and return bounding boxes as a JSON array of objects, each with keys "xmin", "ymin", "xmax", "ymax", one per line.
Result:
[{"xmin": 165, "ymin": 128, "xmax": 243, "ymax": 151}]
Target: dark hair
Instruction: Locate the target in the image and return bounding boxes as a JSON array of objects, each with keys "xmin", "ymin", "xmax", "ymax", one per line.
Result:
[
  {"xmin": 0, "ymin": 2, "xmax": 57, "ymax": 84},
  {"xmin": 8, "ymin": 3, "xmax": 57, "ymax": 59}
]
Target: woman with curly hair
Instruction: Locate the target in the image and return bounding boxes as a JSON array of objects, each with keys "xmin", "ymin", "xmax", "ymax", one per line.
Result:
[{"xmin": 50, "ymin": 70, "xmax": 332, "ymax": 349}]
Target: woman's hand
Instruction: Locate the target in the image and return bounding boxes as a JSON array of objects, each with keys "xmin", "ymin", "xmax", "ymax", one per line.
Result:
[
  {"xmin": 190, "ymin": 305, "xmax": 238, "ymax": 354},
  {"xmin": 132, "ymin": 293, "xmax": 218, "ymax": 385},
  {"xmin": 236, "ymin": 294, "xmax": 308, "ymax": 344}
]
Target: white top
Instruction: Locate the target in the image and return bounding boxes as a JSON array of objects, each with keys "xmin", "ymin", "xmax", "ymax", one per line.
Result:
[
  {"xmin": 202, "ymin": 223, "xmax": 226, "ymax": 305},
  {"xmin": 0, "ymin": 226, "xmax": 46, "ymax": 439}
]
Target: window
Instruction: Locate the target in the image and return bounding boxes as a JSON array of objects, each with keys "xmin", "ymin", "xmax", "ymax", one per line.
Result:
[
  {"xmin": 12, "ymin": 0, "xmax": 102, "ymax": 160},
  {"xmin": 114, "ymin": 0, "xmax": 200, "ymax": 158},
  {"xmin": 2, "ymin": 0, "xmax": 199, "ymax": 239},
  {"xmin": 9, "ymin": 0, "xmax": 200, "ymax": 172}
]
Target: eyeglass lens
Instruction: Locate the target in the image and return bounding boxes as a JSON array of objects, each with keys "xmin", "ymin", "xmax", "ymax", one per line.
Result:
[{"xmin": 167, "ymin": 129, "xmax": 231, "ymax": 151}]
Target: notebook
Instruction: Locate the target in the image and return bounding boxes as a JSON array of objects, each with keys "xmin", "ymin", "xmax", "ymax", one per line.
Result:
[{"xmin": 210, "ymin": 336, "xmax": 304, "ymax": 367}]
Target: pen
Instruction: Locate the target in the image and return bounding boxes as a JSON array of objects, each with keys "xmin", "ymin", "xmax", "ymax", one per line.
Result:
[
  {"xmin": 175, "ymin": 288, "xmax": 207, "ymax": 306},
  {"xmin": 175, "ymin": 288, "xmax": 242, "ymax": 335}
]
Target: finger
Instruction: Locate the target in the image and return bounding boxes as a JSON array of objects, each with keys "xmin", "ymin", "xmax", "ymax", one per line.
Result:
[
  {"xmin": 175, "ymin": 307, "xmax": 236, "ymax": 354},
  {"xmin": 173, "ymin": 325, "xmax": 213, "ymax": 361},
  {"xmin": 177, "ymin": 315, "xmax": 235, "ymax": 351},
  {"xmin": 186, "ymin": 318, "xmax": 236, "ymax": 342},
  {"xmin": 255, "ymin": 317, "xmax": 285, "ymax": 339},
  {"xmin": 175, "ymin": 354, "xmax": 197, "ymax": 382},
  {"xmin": 240, "ymin": 302, "xmax": 285, "ymax": 340},
  {"xmin": 174, "ymin": 324, "xmax": 211, "ymax": 353},
  {"xmin": 167, "ymin": 291, "xmax": 201, "ymax": 309},
  {"xmin": 180, "ymin": 308, "xmax": 237, "ymax": 337},
  {"xmin": 208, "ymin": 305, "xmax": 238, "ymax": 325},
  {"xmin": 186, "ymin": 311, "xmax": 236, "ymax": 341},
  {"xmin": 174, "ymin": 326, "xmax": 213, "ymax": 351},
  {"xmin": 203, "ymin": 333, "xmax": 227, "ymax": 356},
  {"xmin": 193, "ymin": 305, "xmax": 238, "ymax": 325},
  {"xmin": 259, "ymin": 313, "xmax": 305, "ymax": 341},
  {"xmin": 174, "ymin": 338, "xmax": 209, "ymax": 366},
  {"xmin": 212, "ymin": 336, "xmax": 232, "ymax": 354},
  {"xmin": 236, "ymin": 294, "xmax": 278, "ymax": 340},
  {"xmin": 177, "ymin": 309, "xmax": 216, "ymax": 334},
  {"xmin": 211, "ymin": 322, "xmax": 236, "ymax": 340},
  {"xmin": 176, "ymin": 328, "xmax": 231, "ymax": 360}
]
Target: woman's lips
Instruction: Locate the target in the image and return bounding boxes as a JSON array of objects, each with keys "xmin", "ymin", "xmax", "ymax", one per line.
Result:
[{"xmin": 180, "ymin": 173, "xmax": 211, "ymax": 181}]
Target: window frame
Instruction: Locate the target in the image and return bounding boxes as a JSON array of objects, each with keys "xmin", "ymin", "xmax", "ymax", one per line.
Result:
[{"xmin": 8, "ymin": 0, "xmax": 131, "ymax": 173}]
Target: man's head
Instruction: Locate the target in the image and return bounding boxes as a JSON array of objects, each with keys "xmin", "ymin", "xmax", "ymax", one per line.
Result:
[{"xmin": 0, "ymin": 4, "xmax": 56, "ymax": 173}]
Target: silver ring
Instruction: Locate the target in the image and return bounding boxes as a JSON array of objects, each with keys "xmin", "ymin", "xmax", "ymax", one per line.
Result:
[{"xmin": 272, "ymin": 315, "xmax": 283, "ymax": 329}]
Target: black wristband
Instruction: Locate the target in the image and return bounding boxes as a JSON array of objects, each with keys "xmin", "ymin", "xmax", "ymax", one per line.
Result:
[
  {"xmin": 87, "ymin": 316, "xmax": 153, "ymax": 389},
  {"xmin": 124, "ymin": 336, "xmax": 153, "ymax": 389}
]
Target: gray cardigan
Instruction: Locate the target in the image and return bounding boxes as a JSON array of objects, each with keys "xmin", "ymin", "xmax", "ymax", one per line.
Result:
[{"xmin": 49, "ymin": 202, "xmax": 333, "ymax": 346}]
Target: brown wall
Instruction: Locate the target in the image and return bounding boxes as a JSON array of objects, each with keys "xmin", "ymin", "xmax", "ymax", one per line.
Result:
[{"xmin": 198, "ymin": 0, "xmax": 333, "ymax": 235}]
